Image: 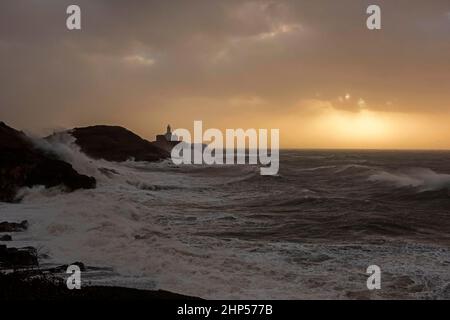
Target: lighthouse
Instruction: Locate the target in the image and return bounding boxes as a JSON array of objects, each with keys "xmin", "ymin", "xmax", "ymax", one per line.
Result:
[
  {"xmin": 152, "ymin": 124, "xmax": 180, "ymax": 152},
  {"xmin": 165, "ymin": 124, "xmax": 172, "ymax": 140}
]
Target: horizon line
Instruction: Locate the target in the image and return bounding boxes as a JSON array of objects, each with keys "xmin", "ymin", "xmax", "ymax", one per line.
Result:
[{"xmin": 279, "ymin": 147, "xmax": 450, "ymax": 152}]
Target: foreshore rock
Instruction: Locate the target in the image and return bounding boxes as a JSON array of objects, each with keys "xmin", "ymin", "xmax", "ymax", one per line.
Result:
[
  {"xmin": 66, "ymin": 125, "xmax": 169, "ymax": 162},
  {"xmin": 0, "ymin": 271, "xmax": 201, "ymax": 300},
  {"xmin": 0, "ymin": 245, "xmax": 38, "ymax": 269},
  {"xmin": 0, "ymin": 121, "xmax": 96, "ymax": 202},
  {"xmin": 0, "ymin": 235, "xmax": 12, "ymax": 241},
  {"xmin": 0, "ymin": 220, "xmax": 28, "ymax": 232}
]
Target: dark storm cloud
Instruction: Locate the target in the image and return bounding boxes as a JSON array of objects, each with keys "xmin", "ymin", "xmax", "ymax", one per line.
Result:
[{"xmin": 0, "ymin": 0, "xmax": 449, "ymax": 134}]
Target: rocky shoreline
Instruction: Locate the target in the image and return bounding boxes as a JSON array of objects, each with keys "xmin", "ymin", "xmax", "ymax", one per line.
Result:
[
  {"xmin": 0, "ymin": 272, "xmax": 200, "ymax": 300},
  {"xmin": 0, "ymin": 220, "xmax": 38, "ymax": 270},
  {"xmin": 0, "ymin": 122, "xmax": 96, "ymax": 202},
  {"xmin": 1, "ymin": 121, "xmax": 176, "ymax": 203},
  {"xmin": 0, "ymin": 121, "xmax": 196, "ymax": 300},
  {"xmin": 0, "ymin": 218, "xmax": 200, "ymax": 300}
]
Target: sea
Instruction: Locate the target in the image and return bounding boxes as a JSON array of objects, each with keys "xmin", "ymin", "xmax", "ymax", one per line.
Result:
[{"xmin": 1, "ymin": 137, "xmax": 449, "ymax": 299}]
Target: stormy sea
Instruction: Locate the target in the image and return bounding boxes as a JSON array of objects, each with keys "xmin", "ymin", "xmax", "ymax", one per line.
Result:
[{"xmin": 1, "ymin": 141, "xmax": 449, "ymax": 299}]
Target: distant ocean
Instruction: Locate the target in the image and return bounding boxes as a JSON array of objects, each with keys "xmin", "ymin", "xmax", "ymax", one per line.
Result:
[{"xmin": 1, "ymin": 143, "xmax": 449, "ymax": 299}]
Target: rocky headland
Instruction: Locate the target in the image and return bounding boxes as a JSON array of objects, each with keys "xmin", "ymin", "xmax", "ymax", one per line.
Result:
[{"xmin": 0, "ymin": 121, "xmax": 195, "ymax": 300}]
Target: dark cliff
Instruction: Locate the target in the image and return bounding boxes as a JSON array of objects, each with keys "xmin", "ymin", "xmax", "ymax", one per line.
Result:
[
  {"xmin": 0, "ymin": 122, "xmax": 96, "ymax": 202},
  {"xmin": 68, "ymin": 125, "xmax": 169, "ymax": 162}
]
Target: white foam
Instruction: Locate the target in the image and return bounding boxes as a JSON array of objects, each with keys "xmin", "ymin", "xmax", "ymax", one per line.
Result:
[
  {"xmin": 1, "ymin": 140, "xmax": 449, "ymax": 299},
  {"xmin": 369, "ymin": 168, "xmax": 450, "ymax": 191}
]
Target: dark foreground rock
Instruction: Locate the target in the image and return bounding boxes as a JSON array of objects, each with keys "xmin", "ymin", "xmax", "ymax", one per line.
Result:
[
  {"xmin": 0, "ymin": 220, "xmax": 28, "ymax": 232},
  {"xmin": 0, "ymin": 272, "xmax": 201, "ymax": 300},
  {"xmin": 0, "ymin": 245, "xmax": 38, "ymax": 269},
  {"xmin": 0, "ymin": 122, "xmax": 96, "ymax": 202},
  {"xmin": 67, "ymin": 125, "xmax": 169, "ymax": 162},
  {"xmin": 0, "ymin": 235, "xmax": 12, "ymax": 241}
]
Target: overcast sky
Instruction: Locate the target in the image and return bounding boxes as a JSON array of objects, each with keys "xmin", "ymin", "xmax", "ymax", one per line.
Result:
[{"xmin": 1, "ymin": 0, "xmax": 450, "ymax": 148}]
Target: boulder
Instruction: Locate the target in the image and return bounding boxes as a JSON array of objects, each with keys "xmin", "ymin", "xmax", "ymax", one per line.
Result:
[
  {"xmin": 0, "ymin": 245, "xmax": 38, "ymax": 269},
  {"xmin": 0, "ymin": 220, "xmax": 28, "ymax": 232},
  {"xmin": 0, "ymin": 235, "xmax": 12, "ymax": 241}
]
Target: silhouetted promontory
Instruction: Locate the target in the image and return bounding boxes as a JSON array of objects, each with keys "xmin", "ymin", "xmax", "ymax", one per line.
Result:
[
  {"xmin": 68, "ymin": 125, "xmax": 170, "ymax": 162},
  {"xmin": 0, "ymin": 122, "xmax": 96, "ymax": 202}
]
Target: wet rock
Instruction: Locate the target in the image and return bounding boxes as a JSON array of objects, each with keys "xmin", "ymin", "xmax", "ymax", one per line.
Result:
[
  {"xmin": 0, "ymin": 220, "xmax": 28, "ymax": 232},
  {"xmin": 0, "ymin": 245, "xmax": 38, "ymax": 269},
  {"xmin": 0, "ymin": 272, "xmax": 201, "ymax": 300},
  {"xmin": 0, "ymin": 235, "xmax": 12, "ymax": 241}
]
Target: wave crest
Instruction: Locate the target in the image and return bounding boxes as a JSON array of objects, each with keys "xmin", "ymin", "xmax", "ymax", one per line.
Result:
[{"xmin": 369, "ymin": 168, "xmax": 450, "ymax": 192}]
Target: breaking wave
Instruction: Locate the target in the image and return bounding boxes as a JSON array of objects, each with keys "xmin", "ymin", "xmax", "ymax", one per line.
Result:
[
  {"xmin": 369, "ymin": 168, "xmax": 450, "ymax": 192},
  {"xmin": 1, "ymin": 143, "xmax": 449, "ymax": 299}
]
